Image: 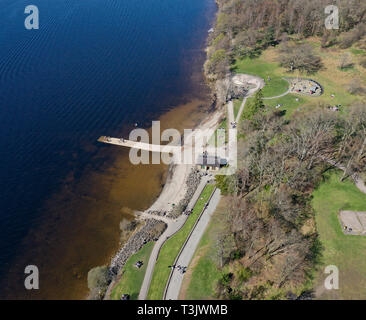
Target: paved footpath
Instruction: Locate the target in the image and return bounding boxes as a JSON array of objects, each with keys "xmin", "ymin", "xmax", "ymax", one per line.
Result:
[
  {"xmin": 138, "ymin": 176, "xmax": 211, "ymax": 300},
  {"xmin": 164, "ymin": 188, "xmax": 221, "ymax": 300},
  {"xmin": 228, "ymin": 100, "xmax": 234, "ymax": 125}
]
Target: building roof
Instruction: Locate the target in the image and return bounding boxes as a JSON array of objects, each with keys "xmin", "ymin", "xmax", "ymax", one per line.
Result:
[{"xmin": 197, "ymin": 154, "xmax": 227, "ymax": 167}]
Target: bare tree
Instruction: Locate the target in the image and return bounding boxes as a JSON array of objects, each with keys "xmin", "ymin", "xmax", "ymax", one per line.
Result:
[
  {"xmin": 279, "ymin": 43, "xmax": 323, "ymax": 74},
  {"xmin": 339, "ymin": 52, "xmax": 353, "ymax": 70}
]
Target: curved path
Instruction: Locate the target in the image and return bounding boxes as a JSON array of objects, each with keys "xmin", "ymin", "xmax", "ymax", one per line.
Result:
[
  {"xmin": 138, "ymin": 176, "xmax": 211, "ymax": 300},
  {"xmin": 235, "ymin": 75, "xmax": 265, "ymax": 123},
  {"xmin": 262, "ymin": 88, "xmax": 291, "ymax": 100},
  {"xmin": 138, "ymin": 215, "xmax": 186, "ymax": 300},
  {"xmin": 164, "ymin": 188, "xmax": 221, "ymax": 300},
  {"xmin": 235, "ymin": 77, "xmax": 292, "ymax": 123},
  {"xmin": 262, "ymin": 78, "xmax": 291, "ymax": 100},
  {"xmin": 102, "ymin": 73, "xmax": 262, "ymax": 300}
]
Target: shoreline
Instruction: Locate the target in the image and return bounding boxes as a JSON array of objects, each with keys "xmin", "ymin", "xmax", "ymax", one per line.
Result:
[
  {"xmin": 99, "ymin": 3, "xmax": 221, "ymax": 300},
  {"xmin": 102, "ymin": 102, "xmax": 225, "ymax": 299},
  {"xmin": 0, "ymin": 0, "xmax": 219, "ymax": 301}
]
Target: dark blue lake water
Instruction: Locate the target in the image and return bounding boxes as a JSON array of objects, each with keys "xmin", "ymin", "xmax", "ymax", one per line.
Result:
[{"xmin": 0, "ymin": 0, "xmax": 215, "ymax": 298}]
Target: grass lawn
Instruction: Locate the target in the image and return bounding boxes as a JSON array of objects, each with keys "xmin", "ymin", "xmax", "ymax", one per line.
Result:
[
  {"xmin": 110, "ymin": 242, "xmax": 154, "ymax": 300},
  {"xmin": 233, "ymin": 41, "xmax": 364, "ymax": 118},
  {"xmin": 245, "ymin": 93, "xmax": 307, "ymax": 120},
  {"xmin": 147, "ymin": 184, "xmax": 215, "ymax": 300},
  {"xmin": 312, "ymin": 171, "xmax": 366, "ymax": 299},
  {"xmin": 183, "ymin": 199, "xmax": 229, "ymax": 300},
  {"xmin": 185, "ymin": 38, "xmax": 366, "ymax": 300},
  {"xmin": 232, "ymin": 57, "xmax": 289, "ymax": 98},
  {"xmin": 293, "ymin": 38, "xmax": 363, "ymax": 109},
  {"xmin": 264, "ymin": 94, "xmax": 308, "ymax": 118},
  {"xmin": 308, "ymin": 71, "xmax": 357, "ymax": 110},
  {"xmin": 233, "ymin": 98, "xmax": 243, "ymax": 119}
]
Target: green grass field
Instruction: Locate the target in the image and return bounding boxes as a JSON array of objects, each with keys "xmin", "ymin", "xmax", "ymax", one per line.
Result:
[
  {"xmin": 232, "ymin": 42, "xmax": 364, "ymax": 116},
  {"xmin": 110, "ymin": 242, "xmax": 154, "ymax": 300},
  {"xmin": 233, "ymin": 98, "xmax": 243, "ymax": 119},
  {"xmin": 184, "ymin": 202, "xmax": 228, "ymax": 299},
  {"xmin": 232, "ymin": 57, "xmax": 289, "ymax": 98},
  {"xmin": 244, "ymin": 93, "xmax": 307, "ymax": 119},
  {"xmin": 264, "ymin": 93, "xmax": 307, "ymax": 117},
  {"xmin": 187, "ymin": 40, "xmax": 366, "ymax": 300},
  {"xmin": 312, "ymin": 171, "xmax": 366, "ymax": 299},
  {"xmin": 147, "ymin": 184, "xmax": 215, "ymax": 300}
]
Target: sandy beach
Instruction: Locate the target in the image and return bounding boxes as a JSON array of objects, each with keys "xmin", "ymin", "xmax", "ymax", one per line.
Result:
[{"xmin": 146, "ymin": 107, "xmax": 224, "ymax": 214}]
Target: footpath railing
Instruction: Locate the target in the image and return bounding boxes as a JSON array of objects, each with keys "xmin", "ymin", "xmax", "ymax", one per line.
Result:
[{"xmin": 162, "ymin": 187, "xmax": 217, "ymax": 300}]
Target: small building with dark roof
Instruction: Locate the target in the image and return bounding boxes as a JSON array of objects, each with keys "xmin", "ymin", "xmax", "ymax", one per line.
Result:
[{"xmin": 196, "ymin": 154, "xmax": 228, "ymax": 171}]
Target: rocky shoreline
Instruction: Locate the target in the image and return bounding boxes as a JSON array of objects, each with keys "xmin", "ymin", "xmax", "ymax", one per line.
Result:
[
  {"xmin": 167, "ymin": 169, "xmax": 203, "ymax": 218},
  {"xmin": 109, "ymin": 219, "xmax": 167, "ymax": 276},
  {"xmin": 110, "ymin": 168, "xmax": 204, "ymax": 272},
  {"xmin": 99, "ymin": 4, "xmax": 223, "ymax": 299},
  {"xmin": 102, "ymin": 167, "xmax": 205, "ymax": 299}
]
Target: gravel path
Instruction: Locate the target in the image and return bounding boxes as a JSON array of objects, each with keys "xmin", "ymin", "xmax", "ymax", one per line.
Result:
[{"xmin": 228, "ymin": 100, "xmax": 234, "ymax": 125}]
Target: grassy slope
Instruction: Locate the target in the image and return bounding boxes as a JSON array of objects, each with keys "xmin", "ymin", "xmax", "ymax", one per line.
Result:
[
  {"xmin": 184, "ymin": 199, "xmax": 228, "ymax": 299},
  {"xmin": 233, "ymin": 57, "xmax": 289, "ymax": 98},
  {"xmin": 234, "ymin": 40, "xmax": 364, "ymax": 117},
  {"xmin": 186, "ymin": 38, "xmax": 366, "ymax": 300},
  {"xmin": 147, "ymin": 184, "xmax": 215, "ymax": 300},
  {"xmin": 264, "ymin": 94, "xmax": 306, "ymax": 117},
  {"xmin": 312, "ymin": 171, "xmax": 366, "ymax": 299},
  {"xmin": 110, "ymin": 242, "xmax": 154, "ymax": 300}
]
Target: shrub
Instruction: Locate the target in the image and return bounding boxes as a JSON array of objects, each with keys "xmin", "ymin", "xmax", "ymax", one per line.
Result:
[
  {"xmin": 87, "ymin": 266, "xmax": 111, "ymax": 292},
  {"xmin": 229, "ymin": 290, "xmax": 243, "ymax": 300},
  {"xmin": 230, "ymin": 250, "xmax": 242, "ymax": 260},
  {"xmin": 338, "ymin": 53, "xmax": 354, "ymax": 70},
  {"xmin": 215, "ymin": 175, "xmax": 229, "ymax": 194},
  {"xmin": 237, "ymin": 267, "xmax": 252, "ymax": 283},
  {"xmin": 321, "ymin": 32, "xmax": 337, "ymax": 48},
  {"xmin": 219, "ymin": 272, "xmax": 233, "ymax": 286}
]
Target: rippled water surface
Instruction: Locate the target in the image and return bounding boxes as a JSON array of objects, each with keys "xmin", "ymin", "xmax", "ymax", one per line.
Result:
[{"xmin": 0, "ymin": 0, "xmax": 215, "ymax": 299}]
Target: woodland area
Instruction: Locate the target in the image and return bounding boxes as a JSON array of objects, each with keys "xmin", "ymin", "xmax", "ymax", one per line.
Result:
[
  {"xmin": 208, "ymin": 0, "xmax": 366, "ymax": 299},
  {"xmin": 205, "ymin": 0, "xmax": 366, "ymax": 80},
  {"xmin": 215, "ymin": 105, "xmax": 366, "ymax": 299}
]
